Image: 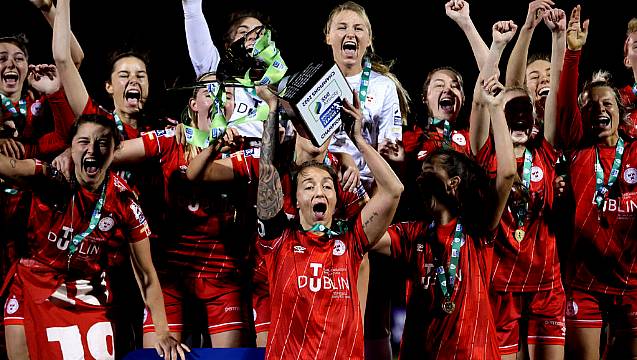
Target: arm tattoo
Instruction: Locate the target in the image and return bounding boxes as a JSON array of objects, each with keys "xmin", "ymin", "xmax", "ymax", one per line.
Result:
[
  {"xmin": 257, "ymin": 112, "xmax": 284, "ymax": 220},
  {"xmin": 9, "ymin": 159, "xmax": 16, "ymax": 168},
  {"xmin": 362, "ymin": 211, "xmax": 379, "ymax": 231}
]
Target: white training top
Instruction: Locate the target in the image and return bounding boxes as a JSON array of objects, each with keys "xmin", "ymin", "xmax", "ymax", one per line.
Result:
[
  {"xmin": 183, "ymin": 0, "xmax": 264, "ymax": 139},
  {"xmin": 329, "ymin": 70, "xmax": 403, "ymax": 189}
]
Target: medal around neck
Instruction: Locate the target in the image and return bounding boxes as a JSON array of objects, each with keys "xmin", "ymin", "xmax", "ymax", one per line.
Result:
[
  {"xmin": 278, "ymin": 62, "xmax": 354, "ymax": 147},
  {"xmin": 442, "ymin": 299, "xmax": 455, "ymax": 314}
]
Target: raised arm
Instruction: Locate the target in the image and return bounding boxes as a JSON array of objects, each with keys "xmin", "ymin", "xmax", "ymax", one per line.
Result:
[
  {"xmin": 344, "ymin": 94, "xmax": 404, "ymax": 246},
  {"xmin": 470, "ymin": 20, "xmax": 518, "ymax": 155},
  {"xmin": 129, "ymin": 239, "xmax": 189, "ymax": 360},
  {"xmin": 506, "ymin": 0, "xmax": 554, "ymax": 86},
  {"xmin": 52, "ymin": 0, "xmax": 88, "ymax": 119},
  {"xmin": 112, "ymin": 138, "xmax": 147, "ymax": 166},
  {"xmin": 182, "ymin": 0, "xmax": 220, "ymax": 75},
  {"xmin": 557, "ymin": 5, "xmax": 588, "ymax": 149},
  {"xmin": 445, "ymin": 0, "xmax": 490, "ymax": 71},
  {"xmin": 482, "ymin": 82, "xmax": 516, "ymax": 230},
  {"xmin": 542, "ymin": 8, "xmax": 567, "ymax": 146},
  {"xmin": 30, "ymin": 0, "xmax": 84, "ymax": 68},
  {"xmin": 256, "ymin": 88, "xmax": 283, "ymax": 220}
]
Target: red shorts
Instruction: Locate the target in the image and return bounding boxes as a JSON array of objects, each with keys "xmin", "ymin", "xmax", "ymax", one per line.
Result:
[
  {"xmin": 491, "ymin": 286, "xmax": 566, "ymax": 355},
  {"xmin": 252, "ymin": 264, "xmax": 270, "ymax": 334},
  {"xmin": 143, "ymin": 275, "xmax": 246, "ymax": 335},
  {"xmin": 566, "ymin": 288, "xmax": 637, "ymax": 335},
  {"xmin": 4, "ymin": 265, "xmax": 115, "ymax": 360}
]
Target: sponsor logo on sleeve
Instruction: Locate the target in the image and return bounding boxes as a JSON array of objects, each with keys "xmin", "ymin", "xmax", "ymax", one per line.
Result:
[
  {"xmin": 5, "ymin": 297, "xmax": 19, "ymax": 315},
  {"xmin": 566, "ymin": 298, "xmax": 578, "ymax": 317},
  {"xmin": 129, "ymin": 202, "xmax": 146, "ymax": 224}
]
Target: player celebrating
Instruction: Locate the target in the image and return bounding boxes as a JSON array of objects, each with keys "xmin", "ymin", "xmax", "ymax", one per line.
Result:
[
  {"xmin": 109, "ymin": 72, "xmax": 249, "ymax": 348},
  {"xmin": 474, "ymin": 12, "xmax": 566, "ymax": 360},
  {"xmin": 186, "ymin": 86, "xmax": 366, "ymax": 347},
  {"xmin": 1, "ymin": 114, "xmax": 187, "ymax": 360},
  {"xmin": 254, "ymin": 90, "xmax": 402, "ymax": 359},
  {"xmin": 556, "ymin": 5, "xmax": 637, "ymax": 359},
  {"xmin": 373, "ymin": 73, "xmax": 515, "ymax": 359}
]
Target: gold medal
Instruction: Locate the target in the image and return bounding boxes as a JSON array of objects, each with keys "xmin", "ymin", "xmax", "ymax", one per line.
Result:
[
  {"xmin": 514, "ymin": 229, "xmax": 525, "ymax": 242},
  {"xmin": 442, "ymin": 300, "xmax": 455, "ymax": 314}
]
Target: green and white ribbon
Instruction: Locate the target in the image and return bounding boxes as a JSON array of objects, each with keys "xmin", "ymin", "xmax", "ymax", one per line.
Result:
[
  {"xmin": 184, "ymin": 29, "xmax": 286, "ymax": 148},
  {"xmin": 236, "ymin": 28, "xmax": 288, "ymax": 87}
]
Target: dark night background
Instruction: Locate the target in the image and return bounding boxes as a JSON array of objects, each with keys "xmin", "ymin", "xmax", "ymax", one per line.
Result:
[{"xmin": 2, "ymin": 0, "xmax": 637, "ymax": 123}]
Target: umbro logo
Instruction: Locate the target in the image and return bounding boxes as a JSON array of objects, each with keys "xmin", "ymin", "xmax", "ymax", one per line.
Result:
[{"xmin": 294, "ymin": 245, "xmax": 306, "ymax": 254}]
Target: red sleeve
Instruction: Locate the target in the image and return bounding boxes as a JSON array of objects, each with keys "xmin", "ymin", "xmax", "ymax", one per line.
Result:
[
  {"xmin": 120, "ymin": 195, "xmax": 151, "ymax": 243},
  {"xmin": 82, "ymin": 97, "xmax": 111, "ymax": 117},
  {"xmin": 338, "ymin": 186, "xmax": 366, "ymax": 220},
  {"xmin": 34, "ymin": 132, "xmax": 67, "ymax": 156},
  {"xmin": 141, "ymin": 129, "xmax": 177, "ymax": 162},
  {"xmin": 557, "ymin": 49, "xmax": 583, "ymax": 150},
  {"xmin": 475, "ymin": 136, "xmax": 497, "ymax": 179},
  {"xmin": 387, "ymin": 222, "xmax": 419, "ymax": 263},
  {"xmin": 539, "ymin": 137, "xmax": 558, "ymax": 165},
  {"xmin": 44, "ymin": 88, "xmax": 75, "ymax": 141},
  {"xmin": 230, "ymin": 148, "xmax": 260, "ymax": 181}
]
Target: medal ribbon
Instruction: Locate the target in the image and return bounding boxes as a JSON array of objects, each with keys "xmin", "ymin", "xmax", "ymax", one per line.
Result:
[
  {"xmin": 429, "ymin": 118, "xmax": 452, "ymax": 145},
  {"xmin": 113, "ymin": 113, "xmax": 133, "ymax": 181},
  {"xmin": 594, "ymin": 137, "xmax": 624, "ymax": 212},
  {"xmin": 359, "ymin": 57, "xmax": 372, "ymax": 108},
  {"xmin": 68, "ymin": 175, "xmax": 108, "ymax": 255},
  {"xmin": 303, "ymin": 220, "xmax": 349, "ymax": 239},
  {"xmin": 1, "ymin": 94, "xmax": 26, "ymax": 137},
  {"xmin": 514, "ymin": 149, "xmax": 533, "ymax": 230},
  {"xmin": 431, "ymin": 219, "xmax": 463, "ymax": 303}
]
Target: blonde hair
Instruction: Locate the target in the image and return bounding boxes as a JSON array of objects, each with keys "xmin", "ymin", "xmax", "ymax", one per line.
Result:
[
  {"xmin": 324, "ymin": 1, "xmax": 411, "ymax": 122},
  {"xmin": 624, "ymin": 18, "xmax": 637, "ymax": 57},
  {"xmin": 181, "ymin": 72, "xmax": 217, "ymax": 162}
]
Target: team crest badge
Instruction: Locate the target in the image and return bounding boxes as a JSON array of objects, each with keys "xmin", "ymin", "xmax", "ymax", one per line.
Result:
[
  {"xmin": 98, "ymin": 216, "xmax": 115, "ymax": 232},
  {"xmin": 624, "ymin": 168, "xmax": 637, "ymax": 184},
  {"xmin": 530, "ymin": 166, "xmax": 544, "ymax": 182},
  {"xmin": 452, "ymin": 133, "xmax": 466, "ymax": 146},
  {"xmin": 333, "ymin": 239, "xmax": 346, "ymax": 256}
]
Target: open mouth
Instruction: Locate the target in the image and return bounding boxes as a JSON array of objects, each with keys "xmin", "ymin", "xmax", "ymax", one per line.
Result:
[
  {"xmin": 2, "ymin": 71, "xmax": 20, "ymax": 87},
  {"xmin": 593, "ymin": 115, "xmax": 611, "ymax": 129},
  {"xmin": 83, "ymin": 158, "xmax": 102, "ymax": 177},
  {"xmin": 312, "ymin": 202, "xmax": 328, "ymax": 221},
  {"xmin": 439, "ymin": 96, "xmax": 455, "ymax": 113},
  {"xmin": 124, "ymin": 88, "xmax": 141, "ymax": 108},
  {"xmin": 342, "ymin": 40, "xmax": 358, "ymax": 57},
  {"xmin": 537, "ymin": 86, "xmax": 550, "ymax": 98}
]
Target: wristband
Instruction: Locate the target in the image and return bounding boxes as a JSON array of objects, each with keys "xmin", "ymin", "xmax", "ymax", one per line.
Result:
[{"xmin": 34, "ymin": 159, "xmax": 44, "ymax": 176}]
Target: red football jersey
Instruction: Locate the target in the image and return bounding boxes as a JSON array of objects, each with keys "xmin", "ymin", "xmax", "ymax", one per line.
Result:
[
  {"xmin": 258, "ymin": 215, "xmax": 369, "ymax": 360},
  {"xmin": 566, "ymin": 141, "xmax": 637, "ymax": 294},
  {"xmin": 141, "ymin": 130, "xmax": 243, "ymax": 277},
  {"xmin": 27, "ymin": 172, "xmax": 149, "ymax": 280},
  {"xmin": 388, "ymin": 220, "xmax": 499, "ymax": 360},
  {"xmin": 477, "ymin": 137, "xmax": 561, "ymax": 292},
  {"xmin": 415, "ymin": 128, "xmax": 472, "ymax": 161}
]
